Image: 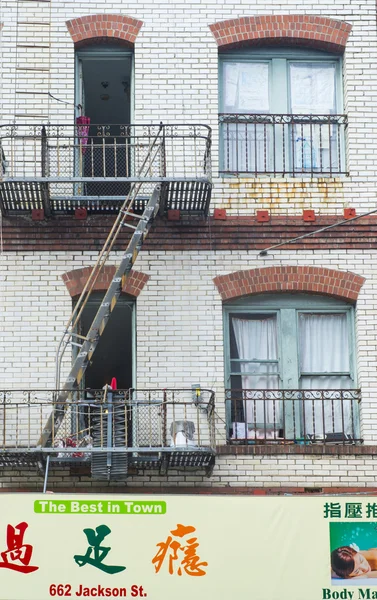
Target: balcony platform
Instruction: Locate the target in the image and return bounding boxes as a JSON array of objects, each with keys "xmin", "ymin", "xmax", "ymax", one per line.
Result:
[
  {"xmin": 0, "ymin": 123, "xmax": 212, "ymax": 217},
  {"xmin": 0, "ymin": 179, "xmax": 212, "ymax": 217},
  {"xmin": 0, "ymin": 388, "xmax": 216, "ymax": 481}
]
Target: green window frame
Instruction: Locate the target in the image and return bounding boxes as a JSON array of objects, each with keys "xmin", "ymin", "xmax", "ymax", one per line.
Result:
[
  {"xmin": 219, "ymin": 47, "xmax": 346, "ymax": 176},
  {"xmin": 224, "ymin": 293, "xmax": 358, "ymax": 441}
]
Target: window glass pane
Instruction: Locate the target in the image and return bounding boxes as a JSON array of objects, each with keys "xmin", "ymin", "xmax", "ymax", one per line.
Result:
[
  {"xmin": 230, "ymin": 360, "xmax": 279, "ymax": 375},
  {"xmin": 231, "ymin": 315, "xmax": 277, "ymax": 360},
  {"xmin": 222, "ymin": 62, "xmax": 269, "ymax": 113},
  {"xmin": 299, "ymin": 313, "xmax": 353, "ymax": 438},
  {"xmin": 290, "ymin": 63, "xmax": 338, "ymax": 173},
  {"xmin": 230, "ymin": 315, "xmax": 279, "ymax": 395},
  {"xmin": 289, "ymin": 62, "xmax": 336, "ymax": 114},
  {"xmin": 301, "ymin": 375, "xmax": 353, "ymax": 390},
  {"xmin": 298, "ymin": 313, "xmax": 350, "ymax": 377}
]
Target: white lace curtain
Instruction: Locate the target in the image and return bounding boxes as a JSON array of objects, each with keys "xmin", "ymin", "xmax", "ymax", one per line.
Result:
[
  {"xmin": 299, "ymin": 313, "xmax": 353, "ymax": 436},
  {"xmin": 232, "ymin": 316, "xmax": 279, "ymax": 430}
]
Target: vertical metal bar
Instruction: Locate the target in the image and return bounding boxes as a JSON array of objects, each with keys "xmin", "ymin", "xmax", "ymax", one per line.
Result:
[
  {"xmin": 182, "ymin": 130, "xmax": 186, "ymax": 178},
  {"xmin": 124, "ymin": 399, "xmax": 128, "ymax": 446},
  {"xmin": 51, "ymin": 402, "xmax": 55, "ymax": 447},
  {"xmin": 242, "ymin": 391, "xmax": 246, "ymax": 441},
  {"xmin": 148, "ymin": 396, "xmax": 152, "ymax": 447},
  {"xmin": 263, "ymin": 122, "xmax": 267, "ymax": 173},
  {"xmin": 235, "ymin": 119, "xmax": 239, "ymax": 175},
  {"xmin": 299, "ymin": 392, "xmax": 304, "ymax": 442},
  {"xmin": 125, "ymin": 133, "xmax": 129, "ymax": 177},
  {"xmin": 16, "ymin": 399, "xmax": 19, "ymax": 449},
  {"xmin": 328, "ymin": 117, "xmax": 333, "ymax": 176},
  {"xmin": 100, "ymin": 405, "xmax": 104, "ymax": 448},
  {"xmin": 91, "ymin": 138, "xmax": 94, "ymax": 177},
  {"xmin": 102, "ymin": 137, "xmax": 106, "ymax": 177},
  {"xmin": 43, "ymin": 455, "xmax": 51, "ymax": 493},
  {"xmin": 2, "ymin": 395, "xmax": 6, "ymax": 450},
  {"xmin": 245, "ymin": 122, "xmax": 249, "ymax": 173},
  {"xmin": 114, "ymin": 137, "xmax": 117, "ymax": 178},
  {"xmin": 161, "ymin": 124, "xmax": 166, "ymax": 177},
  {"xmin": 302, "ymin": 392, "xmax": 307, "ymax": 442},
  {"xmin": 254, "ymin": 120, "xmax": 257, "ymax": 176},
  {"xmin": 340, "ymin": 392, "xmax": 346, "ymax": 445},
  {"xmin": 10, "ymin": 136, "xmax": 15, "ymax": 178},
  {"xmin": 75, "ymin": 400, "xmax": 79, "ymax": 445},
  {"xmin": 337, "ymin": 120, "xmax": 341, "ymax": 174},
  {"xmin": 22, "ymin": 131, "xmax": 26, "ymax": 178},
  {"xmin": 310, "ymin": 119, "xmax": 313, "ymax": 176},
  {"xmin": 196, "ymin": 399, "xmax": 201, "ymax": 447},
  {"xmin": 57, "ymin": 128, "xmax": 60, "ymax": 177},
  {"xmin": 226, "ymin": 121, "xmax": 230, "ymax": 173},
  {"xmin": 184, "ymin": 401, "xmax": 188, "ymax": 447},
  {"xmin": 106, "ymin": 390, "xmax": 113, "ymax": 469},
  {"xmin": 273, "ymin": 117, "xmax": 276, "ymax": 176},
  {"xmin": 171, "ymin": 391, "xmax": 176, "ymax": 446},
  {"xmin": 170, "ymin": 127, "xmax": 175, "ymax": 179},
  {"xmin": 263, "ymin": 392, "xmax": 267, "ymax": 441},
  {"xmin": 34, "ymin": 129, "xmax": 37, "ymax": 177},
  {"xmin": 319, "ymin": 124, "xmax": 323, "ymax": 173},
  {"xmin": 193, "ymin": 126, "xmax": 198, "ymax": 177},
  {"xmin": 351, "ymin": 393, "xmax": 356, "ymax": 441},
  {"xmin": 291, "ymin": 119, "xmax": 295, "ymax": 177},
  {"xmin": 28, "ymin": 396, "xmax": 31, "ymax": 449},
  {"xmin": 162, "ymin": 390, "xmax": 167, "ymax": 447}
]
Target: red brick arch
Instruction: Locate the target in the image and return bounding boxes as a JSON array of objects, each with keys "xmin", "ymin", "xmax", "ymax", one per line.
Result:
[
  {"xmin": 66, "ymin": 14, "xmax": 143, "ymax": 46},
  {"xmin": 62, "ymin": 266, "xmax": 149, "ymax": 298},
  {"xmin": 209, "ymin": 15, "xmax": 352, "ymax": 53},
  {"xmin": 213, "ymin": 267, "xmax": 365, "ymax": 303}
]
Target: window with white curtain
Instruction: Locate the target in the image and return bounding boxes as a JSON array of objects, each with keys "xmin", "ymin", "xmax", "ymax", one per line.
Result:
[
  {"xmin": 219, "ymin": 48, "xmax": 345, "ymax": 176},
  {"xmin": 225, "ymin": 294, "xmax": 357, "ymax": 442}
]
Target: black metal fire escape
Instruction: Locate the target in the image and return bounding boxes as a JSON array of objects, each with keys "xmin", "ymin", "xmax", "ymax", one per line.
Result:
[{"xmin": 0, "ymin": 123, "xmax": 216, "ymax": 483}]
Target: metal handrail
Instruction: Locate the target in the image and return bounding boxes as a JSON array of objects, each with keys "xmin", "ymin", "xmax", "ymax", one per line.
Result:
[
  {"xmin": 219, "ymin": 113, "xmax": 347, "ymax": 176},
  {"xmin": 226, "ymin": 388, "xmax": 361, "ymax": 444},
  {"xmin": 0, "ymin": 123, "xmax": 212, "ymax": 182},
  {"xmin": 0, "ymin": 388, "xmax": 216, "ymax": 453}
]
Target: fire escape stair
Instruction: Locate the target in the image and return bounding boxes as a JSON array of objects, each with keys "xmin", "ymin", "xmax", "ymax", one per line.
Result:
[{"xmin": 0, "ymin": 179, "xmax": 212, "ymax": 217}]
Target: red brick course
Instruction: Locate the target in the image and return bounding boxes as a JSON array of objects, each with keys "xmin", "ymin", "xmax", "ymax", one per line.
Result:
[
  {"xmin": 66, "ymin": 14, "xmax": 143, "ymax": 46},
  {"xmin": 213, "ymin": 266, "xmax": 365, "ymax": 303},
  {"xmin": 62, "ymin": 265, "xmax": 149, "ymax": 298},
  {"xmin": 209, "ymin": 15, "xmax": 352, "ymax": 53},
  {"xmin": 3, "ymin": 214, "xmax": 377, "ymax": 251}
]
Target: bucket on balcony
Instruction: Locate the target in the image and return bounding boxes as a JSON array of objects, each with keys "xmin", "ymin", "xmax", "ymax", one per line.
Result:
[{"xmin": 170, "ymin": 420, "xmax": 196, "ymax": 447}]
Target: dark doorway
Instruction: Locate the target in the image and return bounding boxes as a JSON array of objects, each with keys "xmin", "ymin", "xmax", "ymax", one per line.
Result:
[
  {"xmin": 76, "ymin": 48, "xmax": 132, "ymax": 197},
  {"xmin": 76, "ymin": 293, "xmax": 134, "ymax": 390}
]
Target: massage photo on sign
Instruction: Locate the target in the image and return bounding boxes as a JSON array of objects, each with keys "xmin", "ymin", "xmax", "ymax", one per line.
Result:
[{"xmin": 330, "ymin": 523, "xmax": 377, "ymax": 583}]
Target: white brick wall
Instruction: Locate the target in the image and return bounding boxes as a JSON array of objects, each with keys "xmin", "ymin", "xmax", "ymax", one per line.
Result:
[
  {"xmin": 1, "ymin": 1, "xmax": 377, "ymax": 213},
  {"xmin": 1, "ymin": 248, "xmax": 377, "ymax": 439},
  {"xmin": 1, "ymin": 0, "xmax": 377, "ymax": 489},
  {"xmin": 2, "ymin": 455, "xmax": 377, "ymax": 490}
]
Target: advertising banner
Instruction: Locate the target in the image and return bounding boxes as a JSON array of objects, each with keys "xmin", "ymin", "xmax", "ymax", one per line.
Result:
[{"xmin": 1, "ymin": 494, "xmax": 377, "ymax": 600}]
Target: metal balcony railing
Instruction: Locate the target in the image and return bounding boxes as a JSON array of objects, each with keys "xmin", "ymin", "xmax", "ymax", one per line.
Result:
[
  {"xmin": 0, "ymin": 388, "xmax": 216, "ymax": 475},
  {"xmin": 226, "ymin": 389, "xmax": 361, "ymax": 445},
  {"xmin": 0, "ymin": 123, "xmax": 212, "ymax": 215},
  {"xmin": 219, "ymin": 114, "xmax": 348, "ymax": 177}
]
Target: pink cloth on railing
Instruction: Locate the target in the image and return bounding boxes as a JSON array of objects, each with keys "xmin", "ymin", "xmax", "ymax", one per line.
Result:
[{"xmin": 76, "ymin": 116, "xmax": 90, "ymax": 154}]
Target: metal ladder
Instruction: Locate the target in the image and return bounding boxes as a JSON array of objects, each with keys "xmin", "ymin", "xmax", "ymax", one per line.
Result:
[
  {"xmin": 38, "ymin": 130, "xmax": 164, "ymax": 450},
  {"xmin": 13, "ymin": 0, "xmax": 52, "ymax": 121}
]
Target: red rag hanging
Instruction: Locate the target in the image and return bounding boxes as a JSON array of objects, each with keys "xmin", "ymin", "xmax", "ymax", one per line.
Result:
[{"xmin": 76, "ymin": 115, "xmax": 90, "ymax": 154}]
